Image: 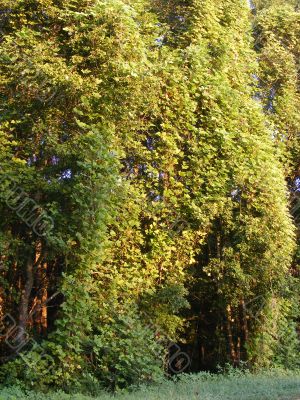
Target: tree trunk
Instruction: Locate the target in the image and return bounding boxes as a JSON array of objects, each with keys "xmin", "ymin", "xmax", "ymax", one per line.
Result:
[
  {"xmin": 18, "ymin": 254, "xmax": 34, "ymax": 345},
  {"xmin": 226, "ymin": 304, "xmax": 237, "ymax": 364}
]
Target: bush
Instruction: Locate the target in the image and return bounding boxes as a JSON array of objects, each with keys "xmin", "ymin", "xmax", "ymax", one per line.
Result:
[{"xmin": 90, "ymin": 308, "xmax": 164, "ymax": 390}]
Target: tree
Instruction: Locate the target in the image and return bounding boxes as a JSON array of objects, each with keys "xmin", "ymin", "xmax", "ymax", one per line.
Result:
[{"xmin": 0, "ymin": 0, "xmax": 298, "ymax": 392}]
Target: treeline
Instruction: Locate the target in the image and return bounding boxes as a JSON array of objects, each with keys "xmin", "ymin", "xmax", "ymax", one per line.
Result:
[{"xmin": 0, "ymin": 0, "xmax": 299, "ymax": 392}]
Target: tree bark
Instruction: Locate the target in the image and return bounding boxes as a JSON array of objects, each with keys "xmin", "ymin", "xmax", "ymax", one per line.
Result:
[
  {"xmin": 226, "ymin": 304, "xmax": 237, "ymax": 364},
  {"xmin": 18, "ymin": 254, "xmax": 34, "ymax": 345}
]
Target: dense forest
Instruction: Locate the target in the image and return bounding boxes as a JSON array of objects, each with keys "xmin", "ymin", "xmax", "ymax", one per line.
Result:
[{"xmin": 0, "ymin": 0, "xmax": 300, "ymax": 393}]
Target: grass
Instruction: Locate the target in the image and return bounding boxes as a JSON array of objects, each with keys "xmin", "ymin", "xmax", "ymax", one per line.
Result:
[{"xmin": 0, "ymin": 370, "xmax": 300, "ymax": 400}]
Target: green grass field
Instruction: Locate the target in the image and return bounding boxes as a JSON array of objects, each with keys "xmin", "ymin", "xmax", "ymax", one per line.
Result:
[{"xmin": 1, "ymin": 370, "xmax": 300, "ymax": 400}]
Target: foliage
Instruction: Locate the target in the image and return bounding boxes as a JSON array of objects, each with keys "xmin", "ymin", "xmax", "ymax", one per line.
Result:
[
  {"xmin": 0, "ymin": 0, "xmax": 299, "ymax": 392},
  {"xmin": 252, "ymin": 0, "xmax": 300, "ymax": 368}
]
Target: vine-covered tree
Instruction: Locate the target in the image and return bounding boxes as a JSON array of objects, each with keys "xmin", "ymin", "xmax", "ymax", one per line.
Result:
[{"xmin": 0, "ymin": 0, "xmax": 298, "ymax": 392}]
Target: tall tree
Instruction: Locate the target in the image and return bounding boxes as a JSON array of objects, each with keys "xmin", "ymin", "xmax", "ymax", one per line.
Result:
[
  {"xmin": 173, "ymin": 0, "xmax": 297, "ymax": 369},
  {"xmin": 0, "ymin": 0, "xmax": 298, "ymax": 392}
]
